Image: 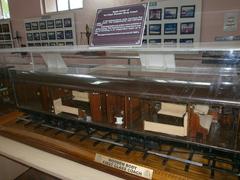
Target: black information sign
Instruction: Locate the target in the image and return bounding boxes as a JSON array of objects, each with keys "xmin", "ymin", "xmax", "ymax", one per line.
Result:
[{"xmin": 91, "ymin": 3, "xmax": 148, "ymax": 47}]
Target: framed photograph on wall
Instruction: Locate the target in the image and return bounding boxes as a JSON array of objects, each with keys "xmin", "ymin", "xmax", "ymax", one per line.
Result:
[
  {"xmin": 180, "ymin": 38, "xmax": 194, "ymax": 43},
  {"xmin": 58, "ymin": 42, "xmax": 65, "ymax": 46},
  {"xmin": 181, "ymin": 5, "xmax": 195, "ymax": 18},
  {"xmin": 47, "ymin": 20, "xmax": 54, "ymax": 29},
  {"xmin": 142, "ymin": 39, "xmax": 147, "ymax": 44},
  {"xmin": 55, "ymin": 19, "xmax": 63, "ymax": 28},
  {"xmin": 149, "ymin": 24, "xmax": 161, "ymax": 35},
  {"xmin": 164, "ymin": 7, "xmax": 178, "ymax": 19},
  {"xmin": 66, "ymin": 42, "xmax": 74, "ymax": 46},
  {"xmin": 164, "ymin": 23, "xmax": 177, "ymax": 35},
  {"xmin": 149, "ymin": 9, "xmax": 162, "ymax": 21},
  {"xmin": 56, "ymin": 31, "xmax": 64, "ymax": 39},
  {"xmin": 27, "ymin": 33, "xmax": 33, "ymax": 41},
  {"xmin": 180, "ymin": 22, "xmax": 195, "ymax": 34},
  {"xmin": 164, "ymin": 39, "xmax": 177, "ymax": 44},
  {"xmin": 0, "ymin": 34, "xmax": 4, "ymax": 41},
  {"xmin": 65, "ymin": 30, "xmax": 73, "ymax": 39},
  {"xmin": 40, "ymin": 32, "xmax": 48, "ymax": 40},
  {"xmin": 2, "ymin": 24, "xmax": 10, "ymax": 32},
  {"xmin": 33, "ymin": 32, "xmax": 40, "ymax": 41},
  {"xmin": 4, "ymin": 34, "xmax": 11, "ymax": 40},
  {"xmin": 48, "ymin": 31, "xmax": 56, "ymax": 40},
  {"xmin": 31, "ymin": 22, "xmax": 39, "ymax": 30},
  {"xmin": 39, "ymin": 21, "xmax": 47, "ymax": 30},
  {"xmin": 64, "ymin": 18, "xmax": 72, "ymax": 27},
  {"xmin": 49, "ymin": 42, "xmax": 57, "ymax": 46},
  {"xmin": 42, "ymin": 42, "xmax": 48, "ymax": 46},
  {"xmin": 25, "ymin": 23, "xmax": 31, "ymax": 31},
  {"xmin": 149, "ymin": 39, "xmax": 161, "ymax": 44},
  {"xmin": 28, "ymin": 43, "xmax": 34, "ymax": 47},
  {"xmin": 34, "ymin": 43, "xmax": 41, "ymax": 47}
]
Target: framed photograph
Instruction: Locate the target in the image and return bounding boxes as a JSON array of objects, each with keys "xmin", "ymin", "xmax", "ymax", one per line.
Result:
[
  {"xmin": 164, "ymin": 7, "xmax": 178, "ymax": 19},
  {"xmin": 4, "ymin": 34, "xmax": 11, "ymax": 40},
  {"xmin": 33, "ymin": 32, "xmax": 40, "ymax": 41},
  {"xmin": 55, "ymin": 19, "xmax": 63, "ymax": 28},
  {"xmin": 25, "ymin": 23, "xmax": 31, "ymax": 31},
  {"xmin": 27, "ymin": 33, "xmax": 33, "ymax": 41},
  {"xmin": 4, "ymin": 44, "xmax": 12, "ymax": 48},
  {"xmin": 164, "ymin": 39, "xmax": 177, "ymax": 44},
  {"xmin": 48, "ymin": 31, "xmax": 56, "ymax": 40},
  {"xmin": 56, "ymin": 31, "xmax": 64, "ymax": 40},
  {"xmin": 149, "ymin": 24, "xmax": 161, "ymax": 35},
  {"xmin": 164, "ymin": 23, "xmax": 177, "ymax": 35},
  {"xmin": 180, "ymin": 38, "xmax": 194, "ymax": 43},
  {"xmin": 39, "ymin": 21, "xmax": 47, "ymax": 30},
  {"xmin": 42, "ymin": 42, "xmax": 49, "ymax": 46},
  {"xmin": 47, "ymin": 20, "xmax": 54, "ymax": 29},
  {"xmin": 49, "ymin": 42, "xmax": 57, "ymax": 46},
  {"xmin": 31, "ymin": 22, "xmax": 39, "ymax": 30},
  {"xmin": 180, "ymin": 22, "xmax": 195, "ymax": 34},
  {"xmin": 144, "ymin": 25, "xmax": 147, "ymax": 36},
  {"xmin": 58, "ymin": 42, "xmax": 65, "ymax": 46},
  {"xmin": 66, "ymin": 42, "xmax": 74, "ymax": 46},
  {"xmin": 142, "ymin": 39, "xmax": 147, "ymax": 44},
  {"xmin": 0, "ymin": 34, "xmax": 4, "ymax": 41},
  {"xmin": 149, "ymin": 9, "xmax": 162, "ymax": 21},
  {"xmin": 34, "ymin": 43, "xmax": 41, "ymax": 47},
  {"xmin": 28, "ymin": 43, "xmax": 34, "ymax": 47},
  {"xmin": 64, "ymin": 18, "xmax": 72, "ymax": 27},
  {"xmin": 181, "ymin": 5, "xmax": 195, "ymax": 18},
  {"xmin": 65, "ymin": 30, "xmax": 73, "ymax": 39},
  {"xmin": 40, "ymin": 32, "xmax": 48, "ymax": 40},
  {"xmin": 2, "ymin": 24, "xmax": 10, "ymax": 32},
  {"xmin": 0, "ymin": 24, "xmax": 2, "ymax": 33},
  {"xmin": 149, "ymin": 39, "xmax": 161, "ymax": 44}
]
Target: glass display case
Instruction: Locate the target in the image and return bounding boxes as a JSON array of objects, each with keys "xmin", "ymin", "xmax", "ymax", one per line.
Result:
[
  {"xmin": 7, "ymin": 43, "xmax": 240, "ymax": 159},
  {"xmin": 0, "ymin": 65, "xmax": 13, "ymax": 105}
]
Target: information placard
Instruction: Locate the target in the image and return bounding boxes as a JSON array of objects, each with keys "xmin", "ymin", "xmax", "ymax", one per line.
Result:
[{"xmin": 91, "ymin": 3, "xmax": 148, "ymax": 47}]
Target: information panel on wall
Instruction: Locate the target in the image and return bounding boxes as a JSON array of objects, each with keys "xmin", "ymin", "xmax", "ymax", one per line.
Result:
[
  {"xmin": 24, "ymin": 13, "xmax": 77, "ymax": 47},
  {"xmin": 91, "ymin": 3, "xmax": 148, "ymax": 47},
  {"xmin": 143, "ymin": 0, "xmax": 202, "ymax": 45}
]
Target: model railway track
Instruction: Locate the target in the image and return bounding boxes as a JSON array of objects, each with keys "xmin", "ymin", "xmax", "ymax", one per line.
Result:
[{"xmin": 16, "ymin": 114, "xmax": 240, "ymax": 178}]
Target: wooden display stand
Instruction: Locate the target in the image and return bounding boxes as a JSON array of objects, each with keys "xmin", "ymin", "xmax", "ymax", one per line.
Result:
[{"xmin": 0, "ymin": 112, "xmax": 237, "ymax": 180}]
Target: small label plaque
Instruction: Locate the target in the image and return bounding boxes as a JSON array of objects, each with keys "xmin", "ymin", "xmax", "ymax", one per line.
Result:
[
  {"xmin": 95, "ymin": 153, "xmax": 153, "ymax": 179},
  {"xmin": 91, "ymin": 3, "xmax": 148, "ymax": 47}
]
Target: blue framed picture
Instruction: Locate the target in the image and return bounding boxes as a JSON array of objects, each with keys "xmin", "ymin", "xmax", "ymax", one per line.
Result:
[
  {"xmin": 149, "ymin": 39, "xmax": 161, "ymax": 44},
  {"xmin": 164, "ymin": 23, "xmax": 177, "ymax": 35},
  {"xmin": 149, "ymin": 24, "xmax": 161, "ymax": 35}
]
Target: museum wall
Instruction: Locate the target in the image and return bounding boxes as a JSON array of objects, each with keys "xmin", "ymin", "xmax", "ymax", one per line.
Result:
[{"xmin": 8, "ymin": 0, "xmax": 240, "ymax": 45}]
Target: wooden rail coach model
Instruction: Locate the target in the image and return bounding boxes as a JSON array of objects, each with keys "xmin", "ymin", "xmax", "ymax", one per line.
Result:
[{"xmin": 6, "ymin": 45, "xmax": 240, "ymax": 177}]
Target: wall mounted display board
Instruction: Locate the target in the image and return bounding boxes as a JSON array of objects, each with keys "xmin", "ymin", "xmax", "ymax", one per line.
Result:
[
  {"xmin": 91, "ymin": 3, "xmax": 148, "ymax": 47},
  {"xmin": 0, "ymin": 20, "xmax": 13, "ymax": 49},
  {"xmin": 24, "ymin": 13, "xmax": 76, "ymax": 47},
  {"xmin": 143, "ymin": 0, "xmax": 202, "ymax": 45}
]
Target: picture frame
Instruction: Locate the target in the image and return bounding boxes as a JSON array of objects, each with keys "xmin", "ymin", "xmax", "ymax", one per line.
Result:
[
  {"xmin": 65, "ymin": 30, "xmax": 73, "ymax": 39},
  {"xmin": 164, "ymin": 7, "xmax": 178, "ymax": 19},
  {"xmin": 40, "ymin": 32, "xmax": 48, "ymax": 40},
  {"xmin": 56, "ymin": 31, "xmax": 64, "ymax": 40},
  {"xmin": 27, "ymin": 33, "xmax": 33, "ymax": 41},
  {"xmin": 39, "ymin": 21, "xmax": 47, "ymax": 30},
  {"xmin": 34, "ymin": 43, "xmax": 41, "ymax": 47},
  {"xmin": 144, "ymin": 25, "xmax": 147, "ymax": 36},
  {"xmin": 64, "ymin": 18, "xmax": 72, "ymax": 27},
  {"xmin": 47, "ymin": 20, "xmax": 54, "ymax": 29},
  {"xmin": 181, "ymin": 5, "xmax": 195, "ymax": 18},
  {"xmin": 28, "ymin": 43, "xmax": 34, "ymax": 47},
  {"xmin": 149, "ymin": 39, "xmax": 161, "ymax": 44},
  {"xmin": 149, "ymin": 9, "xmax": 162, "ymax": 21},
  {"xmin": 25, "ymin": 23, "xmax": 31, "ymax": 31},
  {"xmin": 180, "ymin": 38, "xmax": 194, "ymax": 43},
  {"xmin": 0, "ymin": 34, "xmax": 4, "ymax": 41},
  {"xmin": 66, "ymin": 42, "xmax": 74, "ymax": 46},
  {"xmin": 164, "ymin": 39, "xmax": 177, "ymax": 44},
  {"xmin": 149, "ymin": 24, "xmax": 161, "ymax": 35},
  {"xmin": 48, "ymin": 31, "xmax": 56, "ymax": 40},
  {"xmin": 2, "ymin": 24, "xmax": 10, "ymax": 32},
  {"xmin": 180, "ymin": 22, "xmax": 195, "ymax": 34},
  {"xmin": 42, "ymin": 42, "xmax": 49, "ymax": 46},
  {"xmin": 142, "ymin": 39, "xmax": 147, "ymax": 44},
  {"xmin": 4, "ymin": 34, "xmax": 11, "ymax": 40},
  {"xmin": 4, "ymin": 44, "xmax": 12, "ymax": 48},
  {"xmin": 0, "ymin": 24, "xmax": 2, "ymax": 33},
  {"xmin": 33, "ymin": 32, "xmax": 40, "ymax": 41},
  {"xmin": 55, "ymin": 19, "xmax": 63, "ymax": 28},
  {"xmin": 49, "ymin": 42, "xmax": 57, "ymax": 46},
  {"xmin": 58, "ymin": 42, "xmax": 65, "ymax": 46},
  {"xmin": 164, "ymin": 23, "xmax": 177, "ymax": 35},
  {"xmin": 31, "ymin": 22, "xmax": 39, "ymax": 30}
]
